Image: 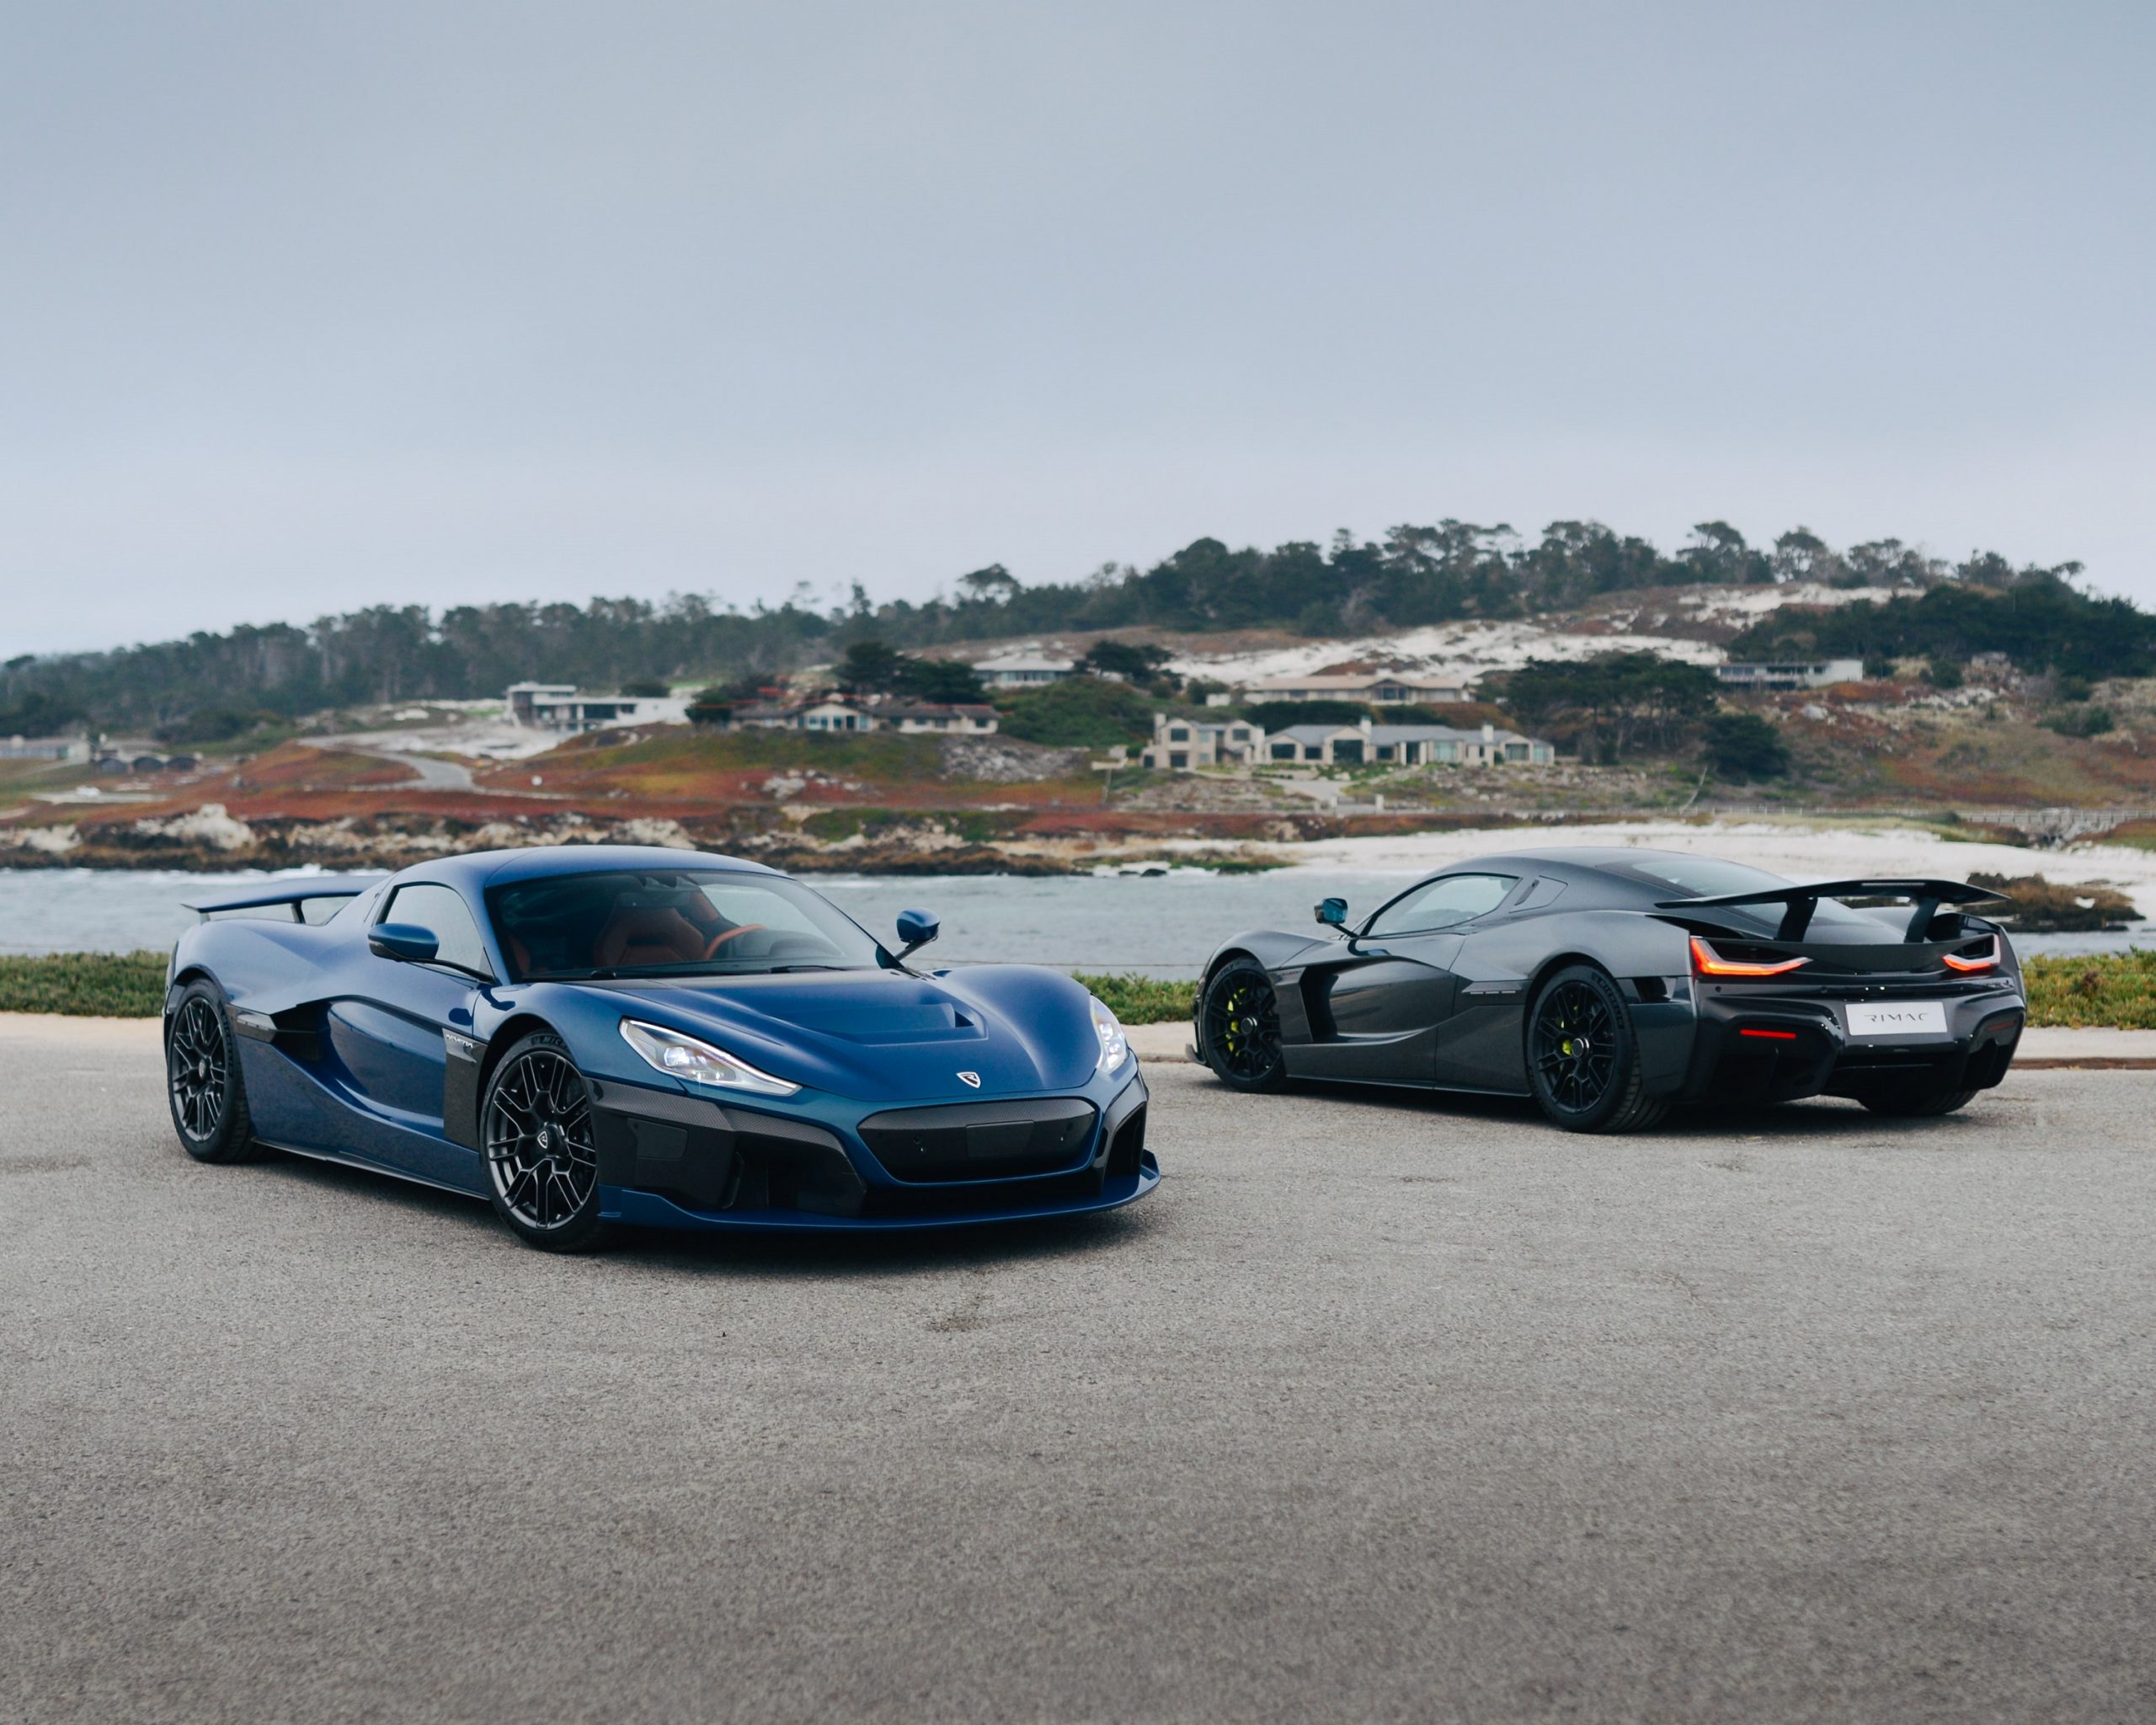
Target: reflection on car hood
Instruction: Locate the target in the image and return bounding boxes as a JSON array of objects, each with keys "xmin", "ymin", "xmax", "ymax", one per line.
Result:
[{"xmin": 563, "ymin": 966, "xmax": 1101, "ymax": 1103}]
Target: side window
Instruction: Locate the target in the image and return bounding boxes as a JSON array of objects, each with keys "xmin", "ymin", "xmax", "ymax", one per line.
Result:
[
  {"xmin": 382, "ymin": 883, "xmax": 492, "ymax": 975},
  {"xmin": 1364, "ymin": 873, "xmax": 1518, "ymax": 937}
]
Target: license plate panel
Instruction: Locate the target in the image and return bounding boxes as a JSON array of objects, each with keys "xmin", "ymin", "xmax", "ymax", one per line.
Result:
[{"xmin": 1844, "ymin": 1001, "xmax": 1950, "ymax": 1039}]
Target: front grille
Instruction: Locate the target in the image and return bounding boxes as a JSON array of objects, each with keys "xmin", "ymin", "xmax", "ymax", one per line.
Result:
[{"xmin": 857, "ymin": 1097, "xmax": 1097, "ymax": 1183}]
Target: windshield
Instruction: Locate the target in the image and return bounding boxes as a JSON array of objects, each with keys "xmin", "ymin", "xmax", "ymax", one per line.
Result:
[
  {"xmin": 1603, "ymin": 856, "xmax": 1876, "ymax": 935},
  {"xmin": 486, "ymin": 868, "xmax": 887, "ymax": 980}
]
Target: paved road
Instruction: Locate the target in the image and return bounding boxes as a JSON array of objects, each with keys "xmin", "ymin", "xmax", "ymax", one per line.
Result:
[
  {"xmin": 307, "ymin": 739, "xmax": 478, "ymax": 790},
  {"xmin": 3, "ymin": 1023, "xmax": 2152, "ymax": 1723}
]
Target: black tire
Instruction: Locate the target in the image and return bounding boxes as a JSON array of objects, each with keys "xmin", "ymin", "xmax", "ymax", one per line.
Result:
[
  {"xmin": 1525, "ymin": 964, "xmax": 1668, "ymax": 1134},
  {"xmin": 480, "ymin": 1032, "xmax": 608, "ymax": 1252},
  {"xmin": 1198, "ymin": 959, "xmax": 1288, "ymax": 1092},
  {"xmin": 165, "ymin": 979, "xmax": 266, "ymax": 1163},
  {"xmin": 1858, "ymin": 1083, "xmax": 1978, "ymax": 1118}
]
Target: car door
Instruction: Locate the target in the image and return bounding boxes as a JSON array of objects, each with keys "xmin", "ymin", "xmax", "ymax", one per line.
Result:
[
  {"xmin": 327, "ymin": 881, "xmax": 491, "ymax": 1180},
  {"xmin": 1430, "ymin": 875, "xmax": 1567, "ymax": 1093},
  {"xmin": 1293, "ymin": 873, "xmax": 1518, "ymax": 1085}
]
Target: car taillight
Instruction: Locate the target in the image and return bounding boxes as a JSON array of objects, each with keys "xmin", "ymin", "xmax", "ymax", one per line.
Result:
[
  {"xmin": 1942, "ymin": 935, "xmax": 2000, "ymax": 974},
  {"xmin": 1690, "ymin": 935, "xmax": 1809, "ymax": 977}
]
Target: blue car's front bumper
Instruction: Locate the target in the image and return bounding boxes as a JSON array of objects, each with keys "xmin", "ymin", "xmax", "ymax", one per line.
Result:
[
  {"xmin": 589, "ymin": 1062, "xmax": 1156, "ymax": 1233},
  {"xmin": 603, "ymin": 1153, "xmax": 1161, "ymax": 1233}
]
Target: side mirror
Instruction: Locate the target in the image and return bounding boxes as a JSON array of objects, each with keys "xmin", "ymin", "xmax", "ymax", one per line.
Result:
[
  {"xmin": 368, "ymin": 921, "xmax": 440, "ymax": 964},
  {"xmin": 1315, "ymin": 897, "xmax": 1348, "ymax": 928},
  {"xmin": 894, "ymin": 909, "xmax": 940, "ymax": 961}
]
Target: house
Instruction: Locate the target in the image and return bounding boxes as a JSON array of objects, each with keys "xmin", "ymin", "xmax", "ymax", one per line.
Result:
[
  {"xmin": 974, "ymin": 652, "xmax": 1075, "ymax": 688},
  {"xmin": 728, "ymin": 697, "xmax": 998, "ymax": 735},
  {"xmin": 0, "ymin": 735, "xmax": 90, "ymax": 762},
  {"xmin": 1713, "ymin": 659, "xmax": 1863, "ymax": 692},
  {"xmin": 872, "ymin": 702, "xmax": 999, "ymax": 735},
  {"xmin": 1138, "ymin": 713, "xmax": 1266, "ymax": 769},
  {"xmin": 793, "ymin": 698, "xmax": 873, "ymax": 733},
  {"xmin": 1246, "ymin": 669, "xmax": 1470, "ymax": 704},
  {"xmin": 506, "ymin": 681, "xmax": 686, "ymax": 732},
  {"xmin": 1262, "ymin": 718, "xmax": 1555, "ymax": 768}
]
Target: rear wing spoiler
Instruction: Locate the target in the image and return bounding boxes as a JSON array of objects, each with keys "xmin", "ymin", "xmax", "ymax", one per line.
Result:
[
  {"xmin": 182, "ymin": 873, "xmax": 386, "ymax": 919},
  {"xmin": 1655, "ymin": 878, "xmax": 2010, "ymax": 942}
]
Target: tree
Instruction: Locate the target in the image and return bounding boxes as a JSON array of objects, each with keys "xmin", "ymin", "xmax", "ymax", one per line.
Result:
[
  {"xmin": 1079, "ymin": 639, "xmax": 1172, "ymax": 681},
  {"xmin": 1241, "ymin": 699, "xmax": 1372, "ymax": 732},
  {"xmin": 619, "ymin": 678, "xmax": 670, "ymax": 697},
  {"xmin": 1502, "ymin": 653, "xmax": 1719, "ymax": 761},
  {"xmin": 1684, "ymin": 521, "xmax": 1772, "ymax": 585},
  {"xmin": 896, "ymin": 657, "xmax": 986, "ymax": 703},
  {"xmin": 837, "ymin": 639, "xmax": 905, "ymax": 693},
  {"xmin": 997, "ymin": 678, "xmax": 1154, "ymax": 748},
  {"xmin": 1704, "ymin": 712, "xmax": 1790, "ymax": 779},
  {"xmin": 957, "ymin": 563, "xmax": 1020, "ymax": 604},
  {"xmin": 1771, "ymin": 527, "xmax": 1834, "ymax": 585}
]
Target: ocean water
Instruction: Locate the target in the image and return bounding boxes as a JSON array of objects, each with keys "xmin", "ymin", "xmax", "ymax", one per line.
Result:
[{"xmin": 1, "ymin": 866, "xmax": 2146, "ymax": 975}]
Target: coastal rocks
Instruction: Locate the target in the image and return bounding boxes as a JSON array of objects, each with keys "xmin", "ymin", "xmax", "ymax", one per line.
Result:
[
  {"xmin": 1967, "ymin": 872, "xmax": 2139, "ymax": 932},
  {"xmin": 131, "ymin": 803, "xmax": 254, "ymax": 851},
  {"xmin": 937, "ymin": 735, "xmax": 1086, "ymax": 783}
]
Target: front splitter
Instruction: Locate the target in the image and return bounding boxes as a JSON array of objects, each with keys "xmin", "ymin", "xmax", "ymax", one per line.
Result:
[{"xmin": 600, "ymin": 1153, "xmax": 1161, "ymax": 1232}]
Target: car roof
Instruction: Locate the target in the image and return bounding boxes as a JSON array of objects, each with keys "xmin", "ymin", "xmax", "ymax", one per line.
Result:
[
  {"xmin": 389, "ymin": 845, "xmax": 779, "ymax": 892},
  {"xmin": 1415, "ymin": 846, "xmax": 1793, "ymax": 889}
]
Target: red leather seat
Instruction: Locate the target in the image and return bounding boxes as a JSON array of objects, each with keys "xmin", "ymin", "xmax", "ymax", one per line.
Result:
[{"xmin": 595, "ymin": 907, "xmax": 711, "ymax": 969}]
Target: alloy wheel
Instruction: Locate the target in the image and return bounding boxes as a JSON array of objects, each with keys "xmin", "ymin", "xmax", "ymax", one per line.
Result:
[
  {"xmin": 1531, "ymin": 980, "xmax": 1616, "ymax": 1114},
  {"xmin": 485, "ymin": 1049, "xmax": 597, "ymax": 1231},
  {"xmin": 168, "ymin": 996, "xmax": 230, "ymax": 1143},
  {"xmin": 1205, "ymin": 973, "xmax": 1282, "ymax": 1081}
]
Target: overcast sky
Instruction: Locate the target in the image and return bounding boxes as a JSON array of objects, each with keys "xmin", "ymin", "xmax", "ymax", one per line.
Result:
[{"xmin": 4, "ymin": 2, "xmax": 2151, "ymax": 655}]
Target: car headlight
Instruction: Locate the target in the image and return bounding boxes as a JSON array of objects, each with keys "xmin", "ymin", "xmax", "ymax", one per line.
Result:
[
  {"xmin": 1091, "ymin": 996, "xmax": 1131, "ymax": 1073},
  {"xmin": 620, "ymin": 1020, "xmax": 801, "ymax": 1097}
]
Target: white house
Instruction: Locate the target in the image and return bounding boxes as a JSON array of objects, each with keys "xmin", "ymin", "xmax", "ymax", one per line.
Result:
[
  {"xmin": 728, "ymin": 697, "xmax": 996, "ymax": 735},
  {"xmin": 1261, "ymin": 718, "xmax": 1554, "ymax": 768},
  {"xmin": 1246, "ymin": 669, "xmax": 1471, "ymax": 704},
  {"xmin": 0, "ymin": 734, "xmax": 90, "ymax": 762},
  {"xmin": 871, "ymin": 702, "xmax": 1000, "ymax": 734},
  {"xmin": 974, "ymin": 652, "xmax": 1076, "ymax": 688},
  {"xmin": 507, "ymin": 682, "xmax": 686, "ymax": 732},
  {"xmin": 1713, "ymin": 659, "xmax": 1864, "ymax": 692},
  {"xmin": 1139, "ymin": 713, "xmax": 1266, "ymax": 769}
]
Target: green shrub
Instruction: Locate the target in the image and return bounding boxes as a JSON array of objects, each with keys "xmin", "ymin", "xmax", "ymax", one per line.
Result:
[
  {"xmin": 0, "ymin": 951, "xmax": 167, "ymax": 1017},
  {"xmin": 1072, "ymin": 972, "xmax": 1196, "ymax": 1025},
  {"xmin": 1705, "ymin": 711, "xmax": 1790, "ymax": 779},
  {"xmin": 2022, "ymin": 951, "xmax": 2156, "ymax": 1028},
  {"xmin": 999, "ymin": 678, "xmax": 1155, "ymax": 748}
]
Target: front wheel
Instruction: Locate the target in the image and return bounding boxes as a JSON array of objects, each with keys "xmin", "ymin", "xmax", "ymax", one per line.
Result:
[
  {"xmin": 1199, "ymin": 959, "xmax": 1288, "ymax": 1092},
  {"xmin": 482, "ymin": 1032, "xmax": 607, "ymax": 1252},
  {"xmin": 166, "ymin": 980, "xmax": 265, "ymax": 1163},
  {"xmin": 1525, "ymin": 964, "xmax": 1668, "ymax": 1134}
]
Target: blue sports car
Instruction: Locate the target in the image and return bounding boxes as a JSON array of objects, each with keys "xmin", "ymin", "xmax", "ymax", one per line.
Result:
[{"xmin": 163, "ymin": 846, "xmax": 1158, "ymax": 1250}]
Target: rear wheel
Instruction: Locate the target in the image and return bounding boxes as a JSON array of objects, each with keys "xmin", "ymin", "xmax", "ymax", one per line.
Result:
[
  {"xmin": 1199, "ymin": 959, "xmax": 1287, "ymax": 1092},
  {"xmin": 482, "ymin": 1033, "xmax": 607, "ymax": 1252},
  {"xmin": 166, "ymin": 980, "xmax": 264, "ymax": 1163},
  {"xmin": 1526, "ymin": 964, "xmax": 1667, "ymax": 1134},
  {"xmin": 1858, "ymin": 1082, "xmax": 1977, "ymax": 1118}
]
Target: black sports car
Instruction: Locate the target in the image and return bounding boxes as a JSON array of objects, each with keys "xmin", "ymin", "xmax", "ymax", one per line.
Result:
[{"xmin": 1193, "ymin": 847, "xmax": 2025, "ymax": 1131}]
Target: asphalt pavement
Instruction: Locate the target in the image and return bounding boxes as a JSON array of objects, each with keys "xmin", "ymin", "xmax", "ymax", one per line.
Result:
[{"xmin": 3, "ymin": 1020, "xmax": 2152, "ymax": 1723}]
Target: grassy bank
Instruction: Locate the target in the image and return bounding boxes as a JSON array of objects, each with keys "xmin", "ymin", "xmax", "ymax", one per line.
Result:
[
  {"xmin": 0, "ymin": 951, "xmax": 167, "ymax": 1017},
  {"xmin": 1074, "ymin": 972, "xmax": 1198, "ymax": 1025},
  {"xmin": 2022, "ymin": 951, "xmax": 2156, "ymax": 1028},
  {"xmin": 4, "ymin": 951, "xmax": 2149, "ymax": 1033}
]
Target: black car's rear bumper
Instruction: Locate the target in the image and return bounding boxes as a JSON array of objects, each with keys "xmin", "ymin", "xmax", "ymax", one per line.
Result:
[{"xmin": 1676, "ymin": 980, "xmax": 2025, "ymax": 1104}]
